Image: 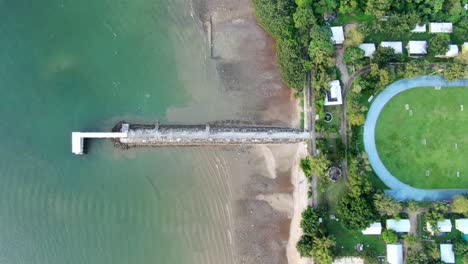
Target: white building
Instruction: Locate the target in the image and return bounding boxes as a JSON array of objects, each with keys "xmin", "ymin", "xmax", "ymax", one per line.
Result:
[
  {"xmin": 426, "ymin": 219, "xmax": 452, "ymax": 235},
  {"xmin": 387, "ymin": 244, "xmax": 403, "ymax": 264},
  {"xmin": 411, "ymin": 24, "xmax": 427, "ymax": 33},
  {"xmin": 324, "ymin": 80, "xmax": 342, "ymax": 106},
  {"xmin": 429, "ymin": 22, "xmax": 453, "ymax": 33},
  {"xmin": 440, "ymin": 244, "xmax": 455, "ymax": 264},
  {"xmin": 386, "ymin": 219, "xmax": 410, "ymax": 233},
  {"xmin": 408, "ymin": 41, "xmax": 427, "ymax": 56},
  {"xmin": 331, "ymin": 26, "xmax": 345, "ymax": 45},
  {"xmin": 455, "ymin": 219, "xmax": 468, "ymax": 234},
  {"xmin": 359, "ymin": 43, "xmax": 376, "ymax": 57},
  {"xmin": 436, "ymin": 45, "xmax": 459, "ymax": 58},
  {"xmin": 381, "ymin": 41, "xmax": 403, "ymax": 54},
  {"xmin": 362, "ymin": 222, "xmax": 382, "ymax": 235}
]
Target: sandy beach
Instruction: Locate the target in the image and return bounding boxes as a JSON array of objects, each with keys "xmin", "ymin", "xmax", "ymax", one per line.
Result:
[{"xmin": 166, "ymin": 0, "xmax": 311, "ymax": 263}]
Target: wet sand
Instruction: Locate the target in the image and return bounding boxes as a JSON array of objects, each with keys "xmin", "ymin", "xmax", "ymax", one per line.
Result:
[{"xmin": 166, "ymin": 0, "xmax": 308, "ymax": 262}]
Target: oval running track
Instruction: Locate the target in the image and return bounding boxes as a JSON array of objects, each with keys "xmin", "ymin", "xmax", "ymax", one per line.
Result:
[{"xmin": 364, "ymin": 76, "xmax": 468, "ymax": 201}]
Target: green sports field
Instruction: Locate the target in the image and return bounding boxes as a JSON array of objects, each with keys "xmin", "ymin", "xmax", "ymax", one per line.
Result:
[{"xmin": 375, "ymin": 87, "xmax": 468, "ymax": 189}]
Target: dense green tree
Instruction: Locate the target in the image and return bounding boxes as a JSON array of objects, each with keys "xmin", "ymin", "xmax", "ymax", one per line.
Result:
[
  {"xmin": 405, "ymin": 61, "xmax": 424, "ymax": 78},
  {"xmin": 313, "ymin": 0, "xmax": 338, "ymax": 15},
  {"xmin": 313, "ymin": 70, "xmax": 331, "ymax": 93},
  {"xmin": 453, "ymin": 20, "xmax": 468, "ymax": 43},
  {"xmin": 301, "ymin": 206, "xmax": 320, "ymax": 236},
  {"xmin": 454, "ymin": 239, "xmax": 468, "ymax": 255},
  {"xmin": 406, "ymin": 248, "xmax": 429, "ymax": 264},
  {"xmin": 374, "ymin": 192, "xmax": 402, "ymax": 217},
  {"xmin": 252, "ymin": 0, "xmax": 296, "ymax": 39},
  {"xmin": 295, "ymin": 0, "xmax": 312, "ymax": 7},
  {"xmin": 429, "ymin": 34, "xmax": 450, "ymax": 56},
  {"xmin": 297, "ymin": 235, "xmax": 314, "ymax": 257},
  {"xmin": 372, "ymin": 46, "xmax": 395, "ymax": 67},
  {"xmin": 300, "ymin": 156, "xmax": 313, "ymax": 178},
  {"xmin": 293, "ymin": 6, "xmax": 316, "ymax": 30},
  {"xmin": 425, "ymin": 242, "xmax": 441, "ymax": 261},
  {"xmin": 406, "ymin": 200, "xmax": 419, "ymax": 213},
  {"xmin": 311, "ymin": 235, "xmax": 335, "ymax": 264},
  {"xmin": 338, "ymin": 0, "xmax": 358, "ymax": 14},
  {"xmin": 425, "ymin": 202, "xmax": 448, "ymax": 232},
  {"xmin": 377, "ymin": 69, "xmax": 391, "ymax": 88},
  {"xmin": 455, "ymin": 52, "xmax": 468, "ymax": 65},
  {"xmin": 308, "ymin": 26, "xmax": 334, "ymax": 68},
  {"xmin": 347, "ymin": 159, "xmax": 373, "ymax": 197},
  {"xmin": 344, "ymin": 46, "xmax": 365, "ymax": 64},
  {"xmin": 443, "ymin": 63, "xmax": 467, "ymax": 81},
  {"xmin": 310, "ymin": 153, "xmax": 331, "ymax": 179},
  {"xmin": 452, "ymin": 195, "xmax": 468, "ymax": 216},
  {"xmin": 403, "ymin": 234, "xmax": 419, "ymax": 247},
  {"xmin": 344, "ymin": 27, "xmax": 364, "ymax": 47},
  {"xmin": 337, "ymin": 194, "xmax": 375, "ymax": 231},
  {"xmin": 382, "ymin": 229, "xmax": 398, "ymax": 243},
  {"xmin": 276, "ymin": 39, "xmax": 307, "ymax": 90},
  {"xmin": 365, "ymin": 0, "xmax": 391, "ymax": 18}
]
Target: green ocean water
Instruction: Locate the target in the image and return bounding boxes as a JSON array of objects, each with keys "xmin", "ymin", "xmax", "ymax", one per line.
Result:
[{"xmin": 0, "ymin": 0, "xmax": 233, "ymax": 263}]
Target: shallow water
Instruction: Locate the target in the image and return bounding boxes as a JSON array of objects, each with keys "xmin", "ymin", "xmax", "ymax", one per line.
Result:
[{"xmin": 0, "ymin": 0, "xmax": 236, "ymax": 263}]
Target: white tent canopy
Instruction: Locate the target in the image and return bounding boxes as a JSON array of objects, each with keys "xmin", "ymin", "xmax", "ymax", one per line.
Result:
[
  {"xmin": 359, "ymin": 43, "xmax": 376, "ymax": 57},
  {"xmin": 411, "ymin": 24, "xmax": 427, "ymax": 33},
  {"xmin": 331, "ymin": 26, "xmax": 344, "ymax": 44},
  {"xmin": 408, "ymin": 41, "xmax": 427, "ymax": 55},
  {"xmin": 455, "ymin": 219, "xmax": 468, "ymax": 234},
  {"xmin": 362, "ymin": 222, "xmax": 382, "ymax": 235},
  {"xmin": 386, "ymin": 219, "xmax": 410, "ymax": 233},
  {"xmin": 426, "ymin": 219, "xmax": 452, "ymax": 234},
  {"xmin": 430, "ymin": 22, "xmax": 453, "ymax": 33},
  {"xmin": 440, "ymin": 244, "xmax": 455, "ymax": 264},
  {"xmin": 387, "ymin": 244, "xmax": 403, "ymax": 264},
  {"xmin": 381, "ymin": 42, "xmax": 403, "ymax": 54},
  {"xmin": 324, "ymin": 80, "xmax": 342, "ymax": 106}
]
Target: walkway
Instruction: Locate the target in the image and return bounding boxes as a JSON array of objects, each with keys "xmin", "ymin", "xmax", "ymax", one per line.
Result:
[{"xmin": 363, "ymin": 76, "xmax": 468, "ymax": 201}]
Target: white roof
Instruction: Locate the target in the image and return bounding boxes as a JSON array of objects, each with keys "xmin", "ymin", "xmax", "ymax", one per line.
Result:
[
  {"xmin": 359, "ymin": 43, "xmax": 376, "ymax": 57},
  {"xmin": 426, "ymin": 219, "xmax": 452, "ymax": 234},
  {"xmin": 386, "ymin": 219, "xmax": 410, "ymax": 233},
  {"xmin": 381, "ymin": 42, "xmax": 403, "ymax": 54},
  {"xmin": 440, "ymin": 244, "xmax": 455, "ymax": 264},
  {"xmin": 408, "ymin": 41, "xmax": 427, "ymax": 55},
  {"xmin": 430, "ymin": 22, "xmax": 453, "ymax": 33},
  {"xmin": 456, "ymin": 219, "xmax": 468, "ymax": 233},
  {"xmin": 387, "ymin": 244, "xmax": 403, "ymax": 264},
  {"xmin": 324, "ymin": 80, "xmax": 342, "ymax": 106},
  {"xmin": 331, "ymin": 26, "xmax": 345, "ymax": 44},
  {"xmin": 465, "ymin": 4, "xmax": 468, "ymax": 10},
  {"xmin": 411, "ymin": 24, "xmax": 427, "ymax": 33},
  {"xmin": 362, "ymin": 222, "xmax": 382, "ymax": 235}
]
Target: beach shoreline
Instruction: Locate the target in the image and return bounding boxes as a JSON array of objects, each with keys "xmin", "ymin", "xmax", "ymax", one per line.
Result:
[{"xmin": 185, "ymin": 0, "xmax": 309, "ymax": 263}]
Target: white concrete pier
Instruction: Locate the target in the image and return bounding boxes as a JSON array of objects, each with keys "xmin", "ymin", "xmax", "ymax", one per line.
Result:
[{"xmin": 72, "ymin": 124, "xmax": 129, "ymax": 154}]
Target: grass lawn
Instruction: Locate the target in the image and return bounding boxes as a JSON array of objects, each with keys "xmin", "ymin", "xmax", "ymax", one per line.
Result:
[
  {"xmin": 375, "ymin": 87, "xmax": 468, "ymax": 189},
  {"xmin": 326, "ymin": 218, "xmax": 386, "ymax": 257}
]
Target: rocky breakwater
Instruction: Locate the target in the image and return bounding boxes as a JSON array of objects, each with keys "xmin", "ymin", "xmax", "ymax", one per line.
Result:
[{"xmin": 112, "ymin": 122, "xmax": 309, "ymax": 148}]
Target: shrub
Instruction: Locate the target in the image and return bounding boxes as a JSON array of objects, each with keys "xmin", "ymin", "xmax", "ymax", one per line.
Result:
[
  {"xmin": 429, "ymin": 34, "xmax": 450, "ymax": 56},
  {"xmin": 382, "ymin": 229, "xmax": 398, "ymax": 244}
]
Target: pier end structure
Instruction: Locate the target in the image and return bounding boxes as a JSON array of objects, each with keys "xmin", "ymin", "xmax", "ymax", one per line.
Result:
[{"xmin": 72, "ymin": 124, "xmax": 129, "ymax": 155}]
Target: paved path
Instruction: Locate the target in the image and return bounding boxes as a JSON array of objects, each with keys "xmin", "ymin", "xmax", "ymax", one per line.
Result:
[{"xmin": 363, "ymin": 76, "xmax": 468, "ymax": 201}]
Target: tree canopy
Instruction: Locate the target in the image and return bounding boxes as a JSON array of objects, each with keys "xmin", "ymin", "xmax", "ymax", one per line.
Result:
[
  {"xmin": 382, "ymin": 229, "xmax": 398, "ymax": 243},
  {"xmin": 452, "ymin": 195, "xmax": 468, "ymax": 216},
  {"xmin": 344, "ymin": 46, "xmax": 365, "ymax": 64},
  {"xmin": 301, "ymin": 206, "xmax": 321, "ymax": 236},
  {"xmin": 429, "ymin": 34, "xmax": 450, "ymax": 56},
  {"xmin": 337, "ymin": 194, "xmax": 375, "ymax": 231},
  {"xmin": 373, "ymin": 192, "xmax": 402, "ymax": 217},
  {"xmin": 308, "ymin": 26, "xmax": 334, "ymax": 69},
  {"xmin": 443, "ymin": 63, "xmax": 467, "ymax": 81}
]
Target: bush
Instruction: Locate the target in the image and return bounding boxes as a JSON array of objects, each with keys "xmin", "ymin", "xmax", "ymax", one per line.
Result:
[
  {"xmin": 277, "ymin": 39, "xmax": 307, "ymax": 90},
  {"xmin": 337, "ymin": 194, "xmax": 375, "ymax": 231},
  {"xmin": 443, "ymin": 63, "xmax": 467, "ymax": 81},
  {"xmin": 372, "ymin": 46, "xmax": 395, "ymax": 67},
  {"xmin": 301, "ymin": 206, "xmax": 320, "ymax": 236},
  {"xmin": 382, "ymin": 229, "xmax": 398, "ymax": 244},
  {"xmin": 252, "ymin": 0, "xmax": 296, "ymax": 39},
  {"xmin": 429, "ymin": 34, "xmax": 450, "ymax": 56}
]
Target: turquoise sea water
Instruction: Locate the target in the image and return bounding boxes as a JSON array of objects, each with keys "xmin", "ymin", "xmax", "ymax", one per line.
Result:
[{"xmin": 0, "ymin": 0, "xmax": 234, "ymax": 263}]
